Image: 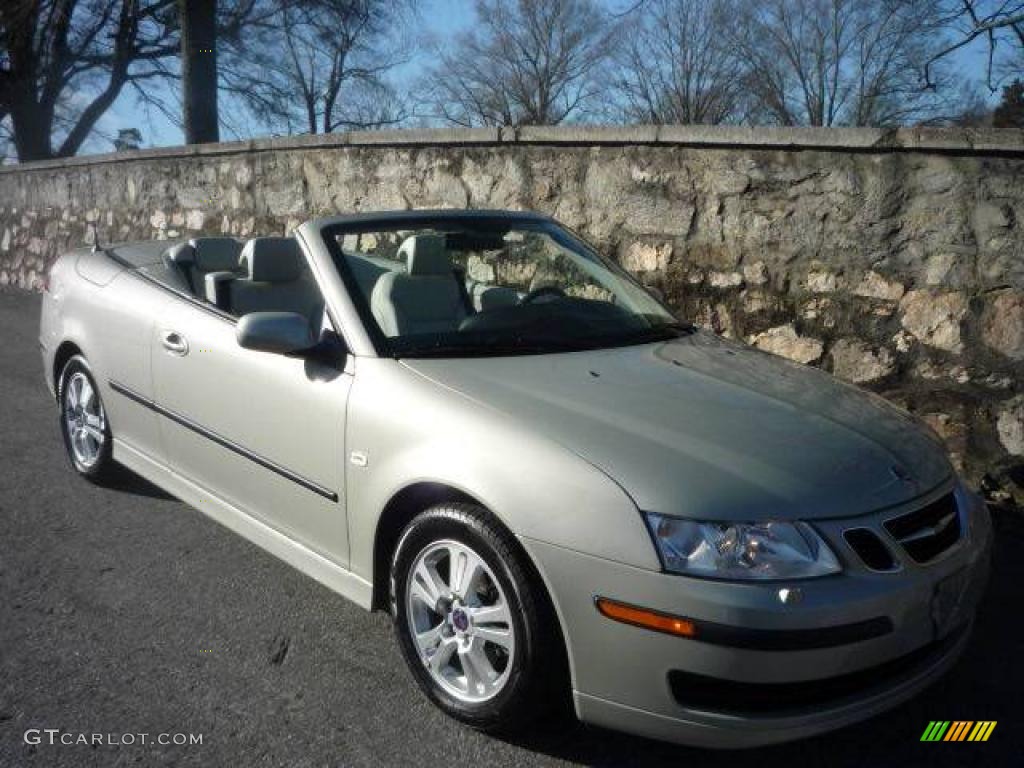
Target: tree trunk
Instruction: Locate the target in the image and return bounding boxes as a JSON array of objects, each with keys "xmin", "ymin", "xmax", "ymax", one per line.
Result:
[
  {"xmin": 10, "ymin": 101, "xmax": 53, "ymax": 162},
  {"xmin": 4, "ymin": 2, "xmax": 53, "ymax": 162},
  {"xmin": 179, "ymin": 0, "xmax": 220, "ymax": 144}
]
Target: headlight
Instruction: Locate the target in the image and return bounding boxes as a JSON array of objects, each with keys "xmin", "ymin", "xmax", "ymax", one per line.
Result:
[{"xmin": 643, "ymin": 513, "xmax": 841, "ymax": 580}]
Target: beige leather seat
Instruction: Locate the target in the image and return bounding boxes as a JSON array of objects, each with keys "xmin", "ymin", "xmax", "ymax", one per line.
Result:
[
  {"xmin": 164, "ymin": 237, "xmax": 242, "ymax": 295},
  {"xmin": 470, "ymin": 282, "xmax": 519, "ymax": 311},
  {"xmin": 370, "ymin": 235, "xmax": 467, "ymax": 336},
  {"xmin": 217, "ymin": 237, "xmax": 323, "ymax": 323},
  {"xmin": 345, "ymin": 252, "xmax": 390, "ymax": 297}
]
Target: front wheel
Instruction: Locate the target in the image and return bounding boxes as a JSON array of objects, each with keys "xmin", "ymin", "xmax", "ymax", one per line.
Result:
[
  {"xmin": 58, "ymin": 355, "xmax": 117, "ymax": 483},
  {"xmin": 391, "ymin": 503, "xmax": 568, "ymax": 733}
]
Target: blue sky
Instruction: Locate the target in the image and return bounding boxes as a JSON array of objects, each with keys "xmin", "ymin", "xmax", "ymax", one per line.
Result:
[
  {"xmin": 92, "ymin": 0, "xmax": 998, "ymax": 154},
  {"xmin": 95, "ymin": 0, "xmax": 473, "ymax": 151}
]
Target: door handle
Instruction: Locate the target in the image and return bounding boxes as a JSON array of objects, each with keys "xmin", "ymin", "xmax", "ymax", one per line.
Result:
[{"xmin": 161, "ymin": 330, "xmax": 189, "ymax": 356}]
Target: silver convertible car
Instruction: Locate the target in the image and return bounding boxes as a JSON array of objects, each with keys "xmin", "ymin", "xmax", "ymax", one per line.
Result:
[{"xmin": 40, "ymin": 210, "xmax": 991, "ymax": 748}]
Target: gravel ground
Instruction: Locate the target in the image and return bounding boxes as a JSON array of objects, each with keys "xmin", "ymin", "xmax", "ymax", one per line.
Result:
[{"xmin": 0, "ymin": 290, "xmax": 1021, "ymax": 767}]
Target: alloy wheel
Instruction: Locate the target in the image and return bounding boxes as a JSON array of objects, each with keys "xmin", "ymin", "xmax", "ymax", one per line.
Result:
[
  {"xmin": 405, "ymin": 539, "xmax": 516, "ymax": 703},
  {"xmin": 63, "ymin": 371, "xmax": 106, "ymax": 469}
]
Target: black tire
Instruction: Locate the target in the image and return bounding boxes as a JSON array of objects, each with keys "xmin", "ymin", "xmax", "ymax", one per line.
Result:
[
  {"xmin": 390, "ymin": 502, "xmax": 569, "ymax": 734},
  {"xmin": 57, "ymin": 355, "xmax": 117, "ymax": 483}
]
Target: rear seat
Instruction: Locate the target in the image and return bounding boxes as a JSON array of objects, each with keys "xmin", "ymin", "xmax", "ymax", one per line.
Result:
[
  {"xmin": 206, "ymin": 237, "xmax": 322, "ymax": 323},
  {"xmin": 164, "ymin": 237, "xmax": 243, "ymax": 295}
]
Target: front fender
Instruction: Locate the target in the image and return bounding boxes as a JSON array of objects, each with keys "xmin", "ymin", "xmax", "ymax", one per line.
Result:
[{"xmin": 344, "ymin": 358, "xmax": 660, "ymax": 583}]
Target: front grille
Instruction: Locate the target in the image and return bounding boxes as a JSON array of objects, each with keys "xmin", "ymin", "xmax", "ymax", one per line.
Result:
[
  {"xmin": 884, "ymin": 493, "xmax": 961, "ymax": 564},
  {"xmin": 844, "ymin": 528, "xmax": 897, "ymax": 571},
  {"xmin": 668, "ymin": 624, "xmax": 967, "ymax": 716}
]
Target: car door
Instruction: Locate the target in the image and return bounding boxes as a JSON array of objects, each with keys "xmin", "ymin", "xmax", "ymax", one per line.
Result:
[{"xmin": 151, "ymin": 290, "xmax": 352, "ymax": 567}]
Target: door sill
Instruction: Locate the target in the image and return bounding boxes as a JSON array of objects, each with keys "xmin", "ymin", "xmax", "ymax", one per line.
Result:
[{"xmin": 113, "ymin": 439, "xmax": 373, "ymax": 610}]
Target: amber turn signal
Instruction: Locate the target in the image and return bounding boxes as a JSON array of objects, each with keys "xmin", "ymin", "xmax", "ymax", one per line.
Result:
[{"xmin": 595, "ymin": 597, "xmax": 697, "ymax": 638}]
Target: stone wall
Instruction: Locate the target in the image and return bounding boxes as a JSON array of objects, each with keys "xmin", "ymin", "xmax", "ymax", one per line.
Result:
[{"xmin": 1, "ymin": 125, "xmax": 1022, "ymax": 502}]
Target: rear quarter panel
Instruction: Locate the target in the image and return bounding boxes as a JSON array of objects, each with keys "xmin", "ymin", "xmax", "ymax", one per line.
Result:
[{"xmin": 42, "ymin": 248, "xmax": 172, "ymax": 462}]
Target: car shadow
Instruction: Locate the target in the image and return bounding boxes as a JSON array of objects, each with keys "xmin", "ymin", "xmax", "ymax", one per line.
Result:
[
  {"xmin": 495, "ymin": 504, "xmax": 1024, "ymax": 767},
  {"xmin": 106, "ymin": 466, "xmax": 176, "ymax": 500}
]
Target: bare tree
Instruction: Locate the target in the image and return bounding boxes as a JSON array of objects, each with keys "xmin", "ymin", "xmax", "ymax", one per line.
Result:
[
  {"xmin": 220, "ymin": 0, "xmax": 411, "ymax": 136},
  {"xmin": 848, "ymin": 1, "xmax": 962, "ymax": 124},
  {"xmin": 423, "ymin": 0, "xmax": 615, "ymax": 127},
  {"xmin": 735, "ymin": 0, "xmax": 958, "ymax": 127},
  {"xmin": 612, "ymin": 0, "xmax": 745, "ymax": 124},
  {"xmin": 177, "ymin": 0, "xmax": 264, "ymax": 143},
  {"xmin": 0, "ymin": 0, "xmax": 179, "ymax": 162},
  {"xmin": 926, "ymin": 1, "xmax": 1024, "ymax": 89},
  {"xmin": 179, "ymin": 0, "xmax": 219, "ymax": 143}
]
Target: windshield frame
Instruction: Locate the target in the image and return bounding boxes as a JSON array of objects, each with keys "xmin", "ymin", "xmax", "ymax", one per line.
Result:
[{"xmin": 320, "ymin": 212, "xmax": 681, "ymax": 359}]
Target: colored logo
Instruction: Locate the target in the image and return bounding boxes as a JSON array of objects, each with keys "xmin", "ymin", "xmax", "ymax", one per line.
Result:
[{"xmin": 921, "ymin": 721, "xmax": 997, "ymax": 742}]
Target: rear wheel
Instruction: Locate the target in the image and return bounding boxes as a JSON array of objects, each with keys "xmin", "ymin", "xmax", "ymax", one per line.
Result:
[
  {"xmin": 391, "ymin": 503, "xmax": 568, "ymax": 733},
  {"xmin": 58, "ymin": 356, "xmax": 116, "ymax": 483}
]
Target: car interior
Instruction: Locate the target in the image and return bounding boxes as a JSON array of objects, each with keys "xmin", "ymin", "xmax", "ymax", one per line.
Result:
[
  {"xmin": 159, "ymin": 236, "xmax": 325, "ymax": 329},
  {"xmin": 156, "ymin": 231, "xmax": 582, "ymax": 337},
  {"xmin": 369, "ymin": 234, "xmax": 470, "ymax": 336},
  {"xmin": 152, "ymin": 228, "xmax": 659, "ymax": 353},
  {"xmin": 164, "ymin": 237, "xmax": 242, "ymax": 295},
  {"xmin": 340, "ymin": 233, "xmax": 531, "ymax": 338}
]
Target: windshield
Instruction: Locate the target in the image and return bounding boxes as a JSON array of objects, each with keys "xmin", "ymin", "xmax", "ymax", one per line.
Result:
[{"xmin": 324, "ymin": 217, "xmax": 685, "ymax": 358}]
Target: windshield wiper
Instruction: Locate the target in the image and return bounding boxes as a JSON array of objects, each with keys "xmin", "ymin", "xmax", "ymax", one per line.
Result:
[
  {"xmin": 604, "ymin": 322, "xmax": 696, "ymax": 345},
  {"xmin": 660, "ymin": 321, "xmax": 697, "ymax": 335},
  {"xmin": 393, "ymin": 323, "xmax": 696, "ymax": 359},
  {"xmin": 395, "ymin": 340, "xmax": 597, "ymax": 358}
]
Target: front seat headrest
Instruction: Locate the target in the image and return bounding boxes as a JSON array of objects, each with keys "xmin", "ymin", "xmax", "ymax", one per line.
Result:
[
  {"xmin": 166, "ymin": 241, "xmax": 195, "ymax": 266},
  {"xmin": 191, "ymin": 237, "xmax": 242, "ymax": 271},
  {"xmin": 398, "ymin": 235, "xmax": 452, "ymax": 276},
  {"xmin": 240, "ymin": 237, "xmax": 302, "ymax": 283},
  {"xmin": 530, "ymin": 265, "xmax": 562, "ymax": 293}
]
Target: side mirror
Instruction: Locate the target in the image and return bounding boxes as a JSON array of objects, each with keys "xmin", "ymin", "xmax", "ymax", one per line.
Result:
[{"xmin": 236, "ymin": 312, "xmax": 315, "ymax": 355}]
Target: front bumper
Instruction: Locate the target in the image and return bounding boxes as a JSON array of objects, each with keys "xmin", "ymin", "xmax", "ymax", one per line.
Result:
[{"xmin": 521, "ymin": 481, "xmax": 993, "ymax": 748}]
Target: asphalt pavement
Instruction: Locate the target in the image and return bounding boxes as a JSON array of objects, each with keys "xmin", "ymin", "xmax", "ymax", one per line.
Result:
[{"xmin": 1, "ymin": 290, "xmax": 1021, "ymax": 767}]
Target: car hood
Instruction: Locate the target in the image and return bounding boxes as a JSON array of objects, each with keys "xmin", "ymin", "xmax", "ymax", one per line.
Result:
[{"xmin": 402, "ymin": 332, "xmax": 952, "ymax": 521}]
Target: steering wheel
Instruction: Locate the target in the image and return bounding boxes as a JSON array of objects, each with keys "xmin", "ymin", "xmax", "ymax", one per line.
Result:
[{"xmin": 519, "ymin": 285, "xmax": 567, "ymax": 305}]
